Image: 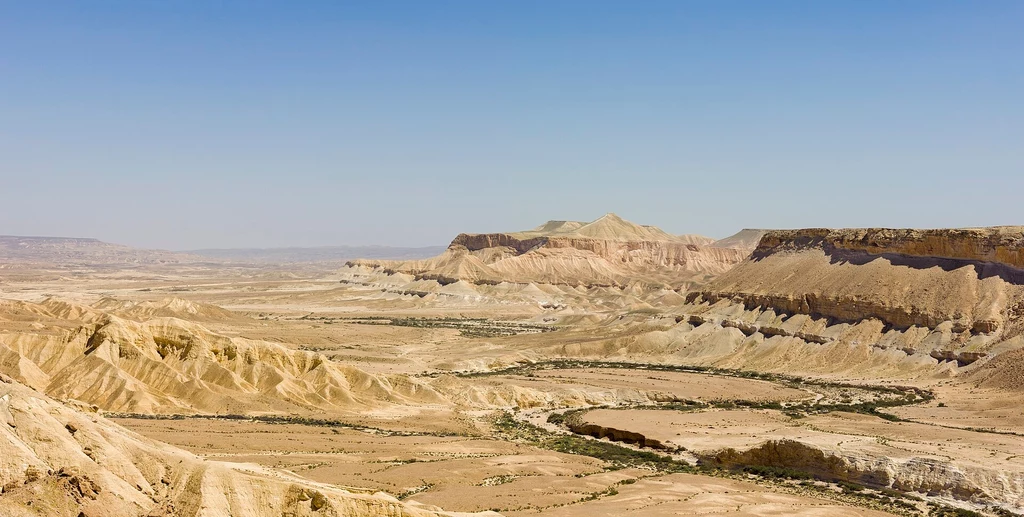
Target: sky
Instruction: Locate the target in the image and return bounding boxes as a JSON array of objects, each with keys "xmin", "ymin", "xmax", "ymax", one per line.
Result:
[{"xmin": 1, "ymin": 1, "xmax": 1022, "ymax": 250}]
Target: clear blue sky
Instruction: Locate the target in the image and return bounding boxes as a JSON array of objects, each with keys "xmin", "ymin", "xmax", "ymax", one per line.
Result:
[{"xmin": 2, "ymin": 1, "xmax": 1021, "ymax": 249}]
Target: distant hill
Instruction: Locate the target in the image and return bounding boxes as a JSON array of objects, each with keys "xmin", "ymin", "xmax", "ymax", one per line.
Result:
[
  {"xmin": 0, "ymin": 235, "xmax": 201, "ymax": 266},
  {"xmin": 186, "ymin": 245, "xmax": 447, "ymax": 263},
  {"xmin": 711, "ymin": 229, "xmax": 767, "ymax": 251},
  {"xmin": 0, "ymin": 235, "xmax": 445, "ymax": 267}
]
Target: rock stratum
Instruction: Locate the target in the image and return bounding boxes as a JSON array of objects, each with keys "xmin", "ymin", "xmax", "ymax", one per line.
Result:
[
  {"xmin": 349, "ymin": 214, "xmax": 749, "ymax": 290},
  {"xmin": 689, "ymin": 227, "xmax": 1024, "ymax": 337}
]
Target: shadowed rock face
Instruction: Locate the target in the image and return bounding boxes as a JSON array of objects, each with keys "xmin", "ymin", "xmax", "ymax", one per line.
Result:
[
  {"xmin": 449, "ymin": 233, "xmax": 549, "ymax": 255},
  {"xmin": 567, "ymin": 422, "xmax": 667, "ymax": 450}
]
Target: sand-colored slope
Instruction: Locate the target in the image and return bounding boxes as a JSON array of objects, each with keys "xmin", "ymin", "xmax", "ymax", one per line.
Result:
[
  {"xmin": 677, "ymin": 233, "xmax": 717, "ymax": 246},
  {"xmin": 711, "ymin": 229, "xmax": 766, "ymax": 251},
  {"xmin": 0, "ymin": 374, "xmax": 480, "ymax": 517},
  {"xmin": 564, "ymin": 213, "xmax": 679, "ymax": 241},
  {"xmin": 529, "ymin": 220, "xmax": 586, "ymax": 234}
]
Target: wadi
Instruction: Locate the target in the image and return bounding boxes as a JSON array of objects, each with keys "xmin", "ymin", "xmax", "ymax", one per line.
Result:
[{"xmin": 0, "ymin": 214, "xmax": 1021, "ymax": 517}]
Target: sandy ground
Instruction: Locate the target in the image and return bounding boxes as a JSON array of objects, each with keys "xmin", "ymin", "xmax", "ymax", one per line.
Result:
[{"xmin": 114, "ymin": 417, "xmax": 894, "ymax": 516}]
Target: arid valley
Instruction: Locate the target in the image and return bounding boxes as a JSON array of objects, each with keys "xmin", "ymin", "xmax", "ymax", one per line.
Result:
[{"xmin": 2, "ymin": 215, "xmax": 1023, "ymax": 517}]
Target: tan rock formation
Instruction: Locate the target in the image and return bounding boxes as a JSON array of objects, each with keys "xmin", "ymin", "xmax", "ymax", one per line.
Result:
[
  {"xmin": 689, "ymin": 226, "xmax": 1024, "ymax": 338},
  {"xmin": 350, "ymin": 214, "xmax": 748, "ymax": 290}
]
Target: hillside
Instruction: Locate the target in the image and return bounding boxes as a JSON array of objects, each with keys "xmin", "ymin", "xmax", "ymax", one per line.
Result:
[
  {"xmin": 349, "ymin": 214, "xmax": 748, "ymax": 290},
  {"xmin": 0, "ymin": 373, "xmax": 475, "ymax": 517},
  {"xmin": 0, "ymin": 298, "xmax": 450, "ymax": 416}
]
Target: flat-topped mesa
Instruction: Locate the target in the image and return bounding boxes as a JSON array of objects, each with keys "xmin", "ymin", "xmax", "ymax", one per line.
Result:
[
  {"xmin": 349, "ymin": 214, "xmax": 750, "ymax": 289},
  {"xmin": 755, "ymin": 227, "xmax": 1024, "ymax": 269},
  {"xmin": 689, "ymin": 226, "xmax": 1024, "ymax": 339}
]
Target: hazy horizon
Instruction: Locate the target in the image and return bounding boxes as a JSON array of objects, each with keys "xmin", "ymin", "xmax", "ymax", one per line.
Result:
[{"xmin": 3, "ymin": 1, "xmax": 1022, "ymax": 249}]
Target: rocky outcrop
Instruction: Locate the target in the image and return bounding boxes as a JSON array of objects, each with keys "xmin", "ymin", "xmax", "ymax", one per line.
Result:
[
  {"xmin": 686, "ymin": 290, "xmax": 1002, "ymax": 335},
  {"xmin": 701, "ymin": 439, "xmax": 1024, "ymax": 510},
  {"xmin": 566, "ymin": 421, "xmax": 667, "ymax": 450},
  {"xmin": 756, "ymin": 227, "xmax": 1024, "ymax": 270},
  {"xmin": 449, "ymin": 233, "xmax": 548, "ymax": 255},
  {"xmin": 689, "ymin": 226, "xmax": 1024, "ymax": 340}
]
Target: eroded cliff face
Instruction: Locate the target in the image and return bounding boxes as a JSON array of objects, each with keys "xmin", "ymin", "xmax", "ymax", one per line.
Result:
[
  {"xmin": 702, "ymin": 439, "xmax": 1024, "ymax": 511},
  {"xmin": 757, "ymin": 227, "xmax": 1024, "ymax": 269},
  {"xmin": 689, "ymin": 227, "xmax": 1024, "ymax": 340},
  {"xmin": 449, "ymin": 233, "xmax": 548, "ymax": 255},
  {"xmin": 565, "ymin": 421, "xmax": 667, "ymax": 450}
]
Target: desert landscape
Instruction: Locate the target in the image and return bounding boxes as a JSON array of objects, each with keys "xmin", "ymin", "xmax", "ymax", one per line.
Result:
[
  {"xmin": 4, "ymin": 3, "xmax": 1021, "ymax": 516},
  {"xmin": 1, "ymin": 215, "xmax": 1023, "ymax": 516}
]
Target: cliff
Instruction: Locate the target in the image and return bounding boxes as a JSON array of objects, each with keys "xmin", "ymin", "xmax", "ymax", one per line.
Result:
[
  {"xmin": 755, "ymin": 227, "xmax": 1024, "ymax": 269},
  {"xmin": 690, "ymin": 227, "xmax": 1024, "ymax": 336}
]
